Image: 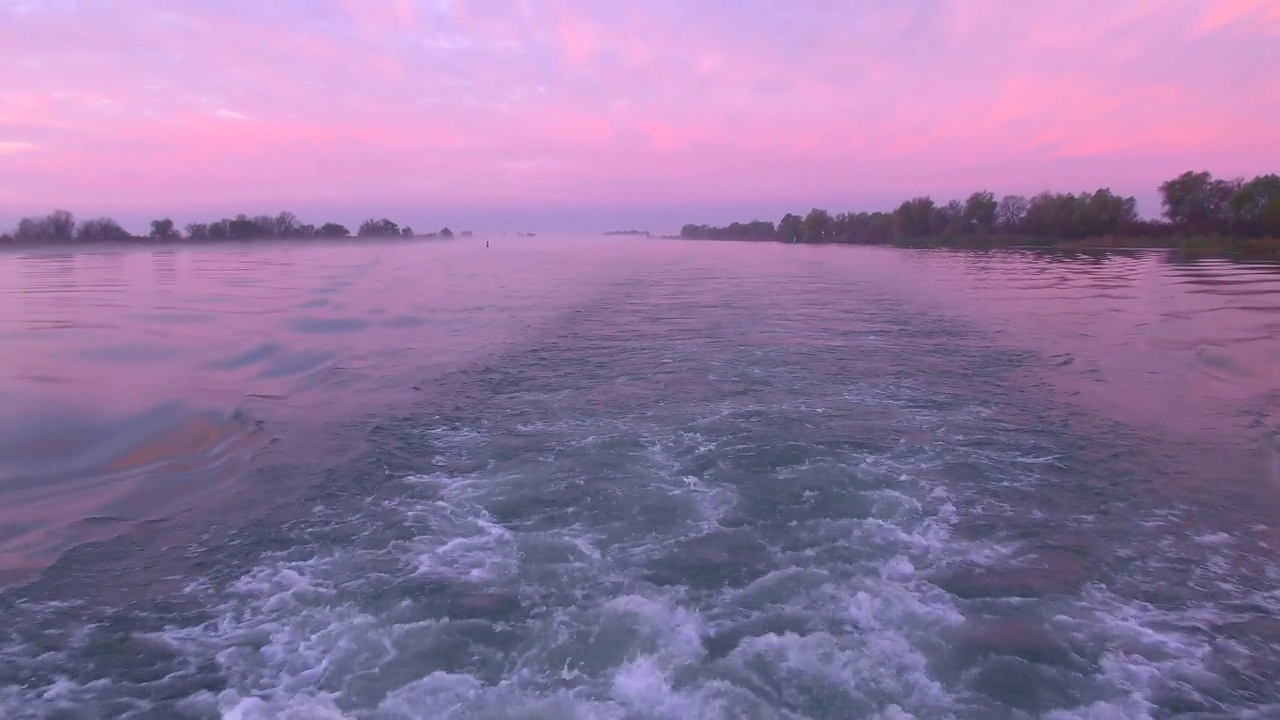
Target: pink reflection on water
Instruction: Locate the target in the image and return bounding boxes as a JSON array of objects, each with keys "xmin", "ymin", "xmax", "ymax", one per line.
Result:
[
  {"xmin": 0, "ymin": 237, "xmax": 635, "ymax": 582},
  {"xmin": 808, "ymin": 246, "xmax": 1280, "ymax": 441},
  {"xmin": 1, "ymin": 237, "xmax": 1278, "ymax": 584}
]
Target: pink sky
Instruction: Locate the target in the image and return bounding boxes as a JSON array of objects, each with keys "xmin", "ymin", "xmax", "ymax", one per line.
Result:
[{"xmin": 1, "ymin": 0, "xmax": 1278, "ymax": 233}]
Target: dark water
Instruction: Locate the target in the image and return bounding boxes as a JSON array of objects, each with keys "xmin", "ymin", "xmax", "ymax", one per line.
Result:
[{"xmin": 1, "ymin": 238, "xmax": 1278, "ymax": 719}]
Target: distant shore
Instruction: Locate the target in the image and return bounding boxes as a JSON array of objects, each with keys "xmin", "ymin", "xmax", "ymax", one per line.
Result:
[
  {"xmin": 676, "ymin": 232, "xmax": 1280, "ymax": 260},
  {"xmin": 0, "ymin": 232, "xmax": 455, "ymax": 251},
  {"xmin": 4, "ymin": 167, "xmax": 1276, "ymax": 260},
  {"xmin": 0, "ymin": 210, "xmax": 473, "ymax": 248},
  {"xmin": 677, "ymin": 169, "xmax": 1280, "ymax": 260}
]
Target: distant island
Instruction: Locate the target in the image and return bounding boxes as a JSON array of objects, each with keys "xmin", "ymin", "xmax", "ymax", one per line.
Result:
[
  {"xmin": 603, "ymin": 230, "xmax": 651, "ymax": 236},
  {"xmin": 0, "ymin": 210, "xmax": 472, "ymax": 247},
  {"xmin": 679, "ymin": 170, "xmax": 1280, "ymax": 258}
]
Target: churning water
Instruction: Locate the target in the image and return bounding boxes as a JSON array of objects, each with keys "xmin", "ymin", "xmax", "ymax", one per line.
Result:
[{"xmin": 1, "ymin": 237, "xmax": 1278, "ymax": 719}]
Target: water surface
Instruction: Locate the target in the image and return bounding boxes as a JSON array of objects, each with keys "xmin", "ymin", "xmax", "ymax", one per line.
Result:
[{"xmin": 1, "ymin": 238, "xmax": 1278, "ymax": 719}]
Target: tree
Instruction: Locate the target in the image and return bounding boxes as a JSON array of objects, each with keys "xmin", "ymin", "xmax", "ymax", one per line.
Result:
[
  {"xmin": 318, "ymin": 222, "xmax": 350, "ymax": 237},
  {"xmin": 273, "ymin": 211, "xmax": 299, "ymax": 237},
  {"xmin": 830, "ymin": 212, "xmax": 856, "ymax": 242},
  {"xmin": 778, "ymin": 213, "xmax": 803, "ymax": 243},
  {"xmin": 801, "ymin": 209, "xmax": 832, "ymax": 242},
  {"xmin": 1264, "ymin": 197, "xmax": 1280, "ymax": 237},
  {"xmin": 937, "ymin": 199, "xmax": 965, "ymax": 238},
  {"xmin": 681, "ymin": 220, "xmax": 776, "ymax": 240},
  {"xmin": 439, "ymin": 227, "xmax": 453, "ymax": 238},
  {"xmin": 46, "ymin": 210, "xmax": 75, "ymax": 241},
  {"xmin": 15, "ymin": 218, "xmax": 39, "ymax": 241},
  {"xmin": 891, "ymin": 197, "xmax": 934, "ymax": 240},
  {"xmin": 150, "ymin": 218, "xmax": 180, "ymax": 240},
  {"xmin": 297, "ymin": 224, "xmax": 316, "ymax": 237},
  {"xmin": 1226, "ymin": 174, "xmax": 1280, "ymax": 236},
  {"xmin": 186, "ymin": 223, "xmax": 210, "ymax": 239},
  {"xmin": 1073, "ymin": 189, "xmax": 1137, "ymax": 237},
  {"xmin": 670, "ymin": 170, "xmax": 1273, "ymax": 248},
  {"xmin": 963, "ymin": 191, "xmax": 998, "ymax": 234},
  {"xmin": 997, "ymin": 195, "xmax": 1028, "ymax": 230},
  {"xmin": 1022, "ymin": 192, "xmax": 1080, "ymax": 238},
  {"xmin": 401, "ymin": 226, "xmax": 414, "ymax": 237},
  {"xmin": 228, "ymin": 214, "xmax": 259, "ymax": 238},
  {"xmin": 76, "ymin": 218, "xmax": 132, "ymax": 242},
  {"xmin": 1158, "ymin": 171, "xmax": 1236, "ymax": 230},
  {"xmin": 14, "ymin": 210, "xmax": 75, "ymax": 243},
  {"xmin": 250, "ymin": 214, "xmax": 276, "ymax": 236},
  {"xmin": 358, "ymin": 218, "xmax": 399, "ymax": 237},
  {"xmin": 864, "ymin": 213, "xmax": 893, "ymax": 244}
]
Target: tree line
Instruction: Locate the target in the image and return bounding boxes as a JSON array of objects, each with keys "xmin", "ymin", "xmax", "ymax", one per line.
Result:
[
  {"xmin": 0, "ymin": 210, "xmax": 461, "ymax": 245},
  {"xmin": 681, "ymin": 170, "xmax": 1280, "ymax": 245}
]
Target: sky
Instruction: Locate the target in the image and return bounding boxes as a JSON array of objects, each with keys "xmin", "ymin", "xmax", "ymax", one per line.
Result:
[{"xmin": 1, "ymin": 0, "xmax": 1278, "ymax": 234}]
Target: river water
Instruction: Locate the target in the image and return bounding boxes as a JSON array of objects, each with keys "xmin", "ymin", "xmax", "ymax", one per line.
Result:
[{"xmin": 0, "ymin": 237, "xmax": 1278, "ymax": 719}]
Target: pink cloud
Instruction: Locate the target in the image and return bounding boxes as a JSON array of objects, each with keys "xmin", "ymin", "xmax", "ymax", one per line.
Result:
[
  {"xmin": 1198, "ymin": 0, "xmax": 1280, "ymax": 34},
  {"xmin": 0, "ymin": 0, "xmax": 1277, "ymax": 230}
]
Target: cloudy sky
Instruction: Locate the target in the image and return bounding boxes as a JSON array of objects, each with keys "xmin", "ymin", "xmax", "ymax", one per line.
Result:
[{"xmin": 1, "ymin": 0, "xmax": 1278, "ymax": 233}]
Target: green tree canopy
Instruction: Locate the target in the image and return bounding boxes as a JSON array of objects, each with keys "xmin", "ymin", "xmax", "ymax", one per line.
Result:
[
  {"xmin": 358, "ymin": 218, "xmax": 400, "ymax": 237},
  {"xmin": 16, "ymin": 210, "xmax": 76, "ymax": 243},
  {"xmin": 77, "ymin": 218, "xmax": 132, "ymax": 242},
  {"xmin": 891, "ymin": 197, "xmax": 934, "ymax": 240},
  {"xmin": 318, "ymin": 222, "xmax": 350, "ymax": 237},
  {"xmin": 150, "ymin": 218, "xmax": 180, "ymax": 240},
  {"xmin": 1159, "ymin": 171, "xmax": 1236, "ymax": 229}
]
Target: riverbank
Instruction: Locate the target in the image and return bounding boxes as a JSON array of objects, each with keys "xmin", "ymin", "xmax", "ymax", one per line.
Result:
[
  {"xmin": 901, "ymin": 234, "xmax": 1280, "ymax": 259},
  {"xmin": 677, "ymin": 169, "xmax": 1280, "ymax": 259},
  {"xmin": 0, "ymin": 232, "xmax": 468, "ymax": 252},
  {"xmin": 677, "ymin": 233, "xmax": 1280, "ymax": 260},
  {"xmin": 0, "ymin": 210, "xmax": 472, "ymax": 248}
]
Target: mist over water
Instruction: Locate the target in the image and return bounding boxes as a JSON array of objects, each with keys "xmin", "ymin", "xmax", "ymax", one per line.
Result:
[{"xmin": 1, "ymin": 237, "xmax": 1278, "ymax": 718}]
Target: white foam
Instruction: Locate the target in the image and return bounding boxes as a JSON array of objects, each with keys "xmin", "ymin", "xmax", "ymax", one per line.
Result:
[
  {"xmin": 1040, "ymin": 584, "xmax": 1237, "ymax": 716},
  {"xmin": 1, "ymin": 677, "xmax": 124, "ymax": 718},
  {"xmin": 398, "ymin": 474, "xmax": 522, "ymax": 583},
  {"xmin": 180, "ymin": 537, "xmax": 971, "ymax": 717},
  {"xmin": 604, "ymin": 594, "xmax": 707, "ymax": 662},
  {"xmin": 610, "ymin": 656, "xmax": 673, "ymax": 708},
  {"xmin": 569, "ymin": 534, "xmax": 603, "ymax": 562},
  {"xmin": 679, "ymin": 475, "xmax": 738, "ymax": 527},
  {"xmin": 12, "ymin": 403, "xmax": 1259, "ymax": 720},
  {"xmin": 1044, "ymin": 699, "xmax": 1155, "ymax": 720},
  {"xmin": 220, "ymin": 692, "xmax": 349, "ymax": 720},
  {"xmin": 39, "ymin": 677, "xmax": 82, "ymax": 701},
  {"xmin": 424, "ymin": 426, "xmax": 489, "ymax": 445},
  {"xmin": 1192, "ymin": 531, "xmax": 1233, "ymax": 546}
]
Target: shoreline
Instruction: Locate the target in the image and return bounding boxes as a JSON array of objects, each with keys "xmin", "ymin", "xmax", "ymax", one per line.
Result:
[
  {"xmin": 3, "ymin": 230, "xmax": 1277, "ymax": 262},
  {"xmin": 670, "ymin": 234, "xmax": 1280, "ymax": 261},
  {"xmin": 674, "ymin": 170, "xmax": 1280, "ymax": 260},
  {"xmin": 0, "ymin": 233, "xmax": 463, "ymax": 253}
]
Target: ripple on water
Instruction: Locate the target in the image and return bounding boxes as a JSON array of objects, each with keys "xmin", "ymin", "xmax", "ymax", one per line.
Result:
[
  {"xmin": 3, "ymin": 244, "xmax": 1280, "ymax": 719},
  {"xmin": 0, "ymin": 402, "xmax": 259, "ymax": 587},
  {"xmin": 287, "ymin": 316, "xmax": 370, "ymax": 334},
  {"xmin": 5, "ymin": 407, "xmax": 1280, "ymax": 718},
  {"xmin": 0, "ymin": 410, "xmax": 1002, "ymax": 718}
]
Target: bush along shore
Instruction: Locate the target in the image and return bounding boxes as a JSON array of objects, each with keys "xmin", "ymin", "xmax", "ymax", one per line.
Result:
[
  {"xmin": 679, "ymin": 170, "xmax": 1280, "ymax": 258},
  {"xmin": 0, "ymin": 210, "xmax": 466, "ymax": 246}
]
